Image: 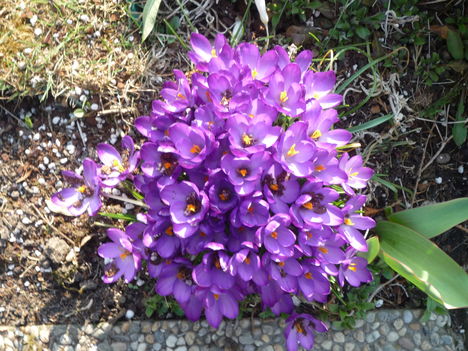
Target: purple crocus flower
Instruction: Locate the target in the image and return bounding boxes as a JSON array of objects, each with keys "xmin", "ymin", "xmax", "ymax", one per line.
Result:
[
  {"xmin": 310, "ymin": 149, "xmax": 347, "ymax": 185},
  {"xmin": 284, "ymin": 313, "xmax": 328, "ymax": 351},
  {"xmin": 51, "ymin": 158, "xmax": 101, "ymax": 216},
  {"xmin": 339, "ymin": 153, "xmax": 374, "ymax": 195},
  {"xmin": 229, "ymin": 248, "xmax": 260, "ymax": 281},
  {"xmin": 197, "ymin": 286, "xmax": 240, "ymax": 328},
  {"xmin": 97, "ymin": 136, "xmax": 139, "ymax": 187},
  {"xmin": 98, "ymin": 228, "xmax": 142, "ymax": 283},
  {"xmin": 207, "ymin": 170, "xmax": 238, "ymax": 215},
  {"xmin": 259, "ymin": 214, "xmax": 296, "ymax": 257},
  {"xmin": 192, "ymin": 246, "xmax": 235, "ymax": 290},
  {"xmin": 338, "ymin": 248, "xmax": 373, "ymax": 287},
  {"xmin": 221, "ymin": 151, "xmax": 271, "ymax": 195},
  {"xmin": 188, "ymin": 33, "xmax": 232, "ymax": 72},
  {"xmin": 236, "ymin": 43, "xmax": 278, "ymax": 82},
  {"xmin": 338, "ymin": 195, "xmax": 376, "ymax": 252},
  {"xmin": 226, "ymin": 114, "xmax": 281, "ymax": 156},
  {"xmin": 303, "ymin": 70, "xmax": 342, "ymax": 109},
  {"xmin": 158, "ymin": 70, "xmax": 194, "ymax": 113},
  {"xmin": 265, "ymin": 255, "xmax": 303, "ymax": 293},
  {"xmin": 290, "ymin": 182, "xmax": 343, "ymax": 227},
  {"xmin": 275, "ymin": 121, "xmax": 316, "ymax": 177},
  {"xmin": 155, "ymin": 258, "xmax": 193, "ymax": 304},
  {"xmin": 140, "ymin": 142, "xmax": 179, "ymax": 179},
  {"xmin": 264, "ymin": 64, "xmax": 305, "ymax": 116},
  {"xmin": 233, "ymin": 194, "xmax": 270, "ymax": 228},
  {"xmin": 297, "ymin": 262, "xmax": 331, "ymax": 302},
  {"xmin": 160, "ymin": 181, "xmax": 209, "ymax": 238},
  {"xmin": 263, "ymin": 162, "xmax": 300, "ymax": 214},
  {"xmin": 160, "ymin": 123, "xmax": 215, "ymax": 169}
]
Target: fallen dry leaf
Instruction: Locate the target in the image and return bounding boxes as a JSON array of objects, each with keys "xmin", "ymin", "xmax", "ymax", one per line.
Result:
[{"xmin": 430, "ymin": 25, "xmax": 450, "ymax": 39}]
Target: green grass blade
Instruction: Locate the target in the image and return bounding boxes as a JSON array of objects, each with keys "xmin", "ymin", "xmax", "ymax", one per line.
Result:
[
  {"xmin": 98, "ymin": 212, "xmax": 138, "ymax": 222},
  {"xmin": 347, "ymin": 113, "xmax": 394, "ymax": 132}
]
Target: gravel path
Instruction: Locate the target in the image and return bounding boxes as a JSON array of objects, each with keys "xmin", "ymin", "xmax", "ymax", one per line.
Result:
[{"xmin": 0, "ymin": 309, "xmax": 464, "ymax": 351}]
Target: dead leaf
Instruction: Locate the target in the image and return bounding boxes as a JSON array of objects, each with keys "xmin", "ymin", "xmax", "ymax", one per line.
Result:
[
  {"xmin": 16, "ymin": 168, "xmax": 32, "ymax": 183},
  {"xmin": 430, "ymin": 25, "xmax": 450, "ymax": 39},
  {"xmin": 445, "ymin": 60, "xmax": 468, "ymax": 73},
  {"xmin": 370, "ymin": 105, "xmax": 381, "ymax": 114},
  {"xmin": 45, "ymin": 199, "xmax": 74, "ymax": 216}
]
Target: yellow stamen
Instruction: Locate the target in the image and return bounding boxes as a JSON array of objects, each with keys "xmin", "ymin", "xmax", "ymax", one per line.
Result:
[
  {"xmin": 348, "ymin": 263, "xmax": 357, "ymax": 272},
  {"xmin": 213, "ymin": 293, "xmax": 220, "ymax": 300},
  {"xmin": 312, "ymin": 92, "xmax": 321, "ymax": 100},
  {"xmin": 165, "ymin": 226, "xmax": 174, "ymax": 236},
  {"xmin": 186, "ymin": 204, "xmax": 197, "ymax": 213},
  {"xmin": 269, "ymin": 183, "xmax": 279, "ymax": 191},
  {"xmin": 344, "ymin": 218, "xmax": 354, "ymax": 226},
  {"xmin": 315, "ymin": 165, "xmax": 326, "ymax": 172},
  {"xmin": 302, "ymin": 202, "xmax": 314, "ymax": 210},
  {"xmin": 271, "ymin": 231, "xmax": 278, "ymax": 239},
  {"xmin": 251, "ymin": 69, "xmax": 258, "ymax": 79},
  {"xmin": 278, "ymin": 261, "xmax": 285, "ymax": 267},
  {"xmin": 318, "ymin": 247, "xmax": 328, "ymax": 254},
  {"xmin": 119, "ymin": 250, "xmax": 131, "ymax": 260},
  {"xmin": 238, "ymin": 168, "xmax": 248, "ymax": 177},
  {"xmin": 350, "ymin": 171, "xmax": 359, "ymax": 177},
  {"xmin": 211, "ymin": 49, "xmax": 217, "ymax": 57},
  {"xmin": 77, "ymin": 185, "xmax": 87, "ymax": 193},
  {"xmin": 242, "ymin": 133, "xmax": 254, "ymax": 146},
  {"xmin": 286, "ymin": 144, "xmax": 299, "ymax": 157},
  {"xmin": 311, "ymin": 130, "xmax": 322, "ymax": 139},
  {"xmin": 304, "ymin": 272, "xmax": 313, "ymax": 279},
  {"xmin": 190, "ymin": 144, "xmax": 201, "ymax": 154},
  {"xmin": 248, "ymin": 113, "xmax": 255, "ymax": 119},
  {"xmin": 244, "ymin": 257, "xmax": 251, "ymax": 264},
  {"xmin": 163, "ymin": 162, "xmax": 172, "ymax": 169},
  {"xmin": 177, "ymin": 92, "xmax": 186, "ymax": 99},
  {"xmin": 279, "ymin": 90, "xmax": 288, "ymax": 103},
  {"xmin": 112, "ymin": 159, "xmax": 125, "ymax": 172}
]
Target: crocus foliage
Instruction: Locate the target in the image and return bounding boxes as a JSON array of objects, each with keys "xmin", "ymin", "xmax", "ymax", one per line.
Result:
[{"xmin": 51, "ymin": 33, "xmax": 376, "ymax": 351}]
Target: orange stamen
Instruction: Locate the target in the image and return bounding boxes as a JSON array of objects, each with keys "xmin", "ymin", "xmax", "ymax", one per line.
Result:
[
  {"xmin": 302, "ymin": 202, "xmax": 314, "ymax": 210},
  {"xmin": 190, "ymin": 145, "xmax": 201, "ymax": 154},
  {"xmin": 304, "ymin": 272, "xmax": 313, "ymax": 279},
  {"xmin": 318, "ymin": 247, "xmax": 328, "ymax": 254},
  {"xmin": 271, "ymin": 231, "xmax": 278, "ymax": 239}
]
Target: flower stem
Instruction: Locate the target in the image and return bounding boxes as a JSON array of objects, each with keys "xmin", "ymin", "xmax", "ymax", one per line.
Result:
[{"xmin": 104, "ymin": 193, "xmax": 149, "ymax": 209}]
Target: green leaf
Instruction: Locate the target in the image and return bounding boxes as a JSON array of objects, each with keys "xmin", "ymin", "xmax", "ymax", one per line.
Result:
[
  {"xmin": 347, "ymin": 113, "xmax": 394, "ymax": 132},
  {"xmin": 142, "ymin": 0, "xmax": 162, "ymax": 41},
  {"xmin": 98, "ymin": 212, "xmax": 138, "ymax": 222},
  {"xmin": 356, "ymin": 26, "xmax": 371, "ymax": 40},
  {"xmin": 388, "ymin": 198, "xmax": 468, "ymax": 239},
  {"xmin": 377, "ymin": 221, "xmax": 468, "ymax": 309},
  {"xmin": 447, "ymin": 30, "xmax": 464, "ymax": 60},
  {"xmin": 452, "ymin": 94, "xmax": 466, "ymax": 146},
  {"xmin": 358, "ymin": 237, "xmax": 380, "ymax": 263},
  {"xmin": 73, "ymin": 108, "xmax": 85, "ymax": 118}
]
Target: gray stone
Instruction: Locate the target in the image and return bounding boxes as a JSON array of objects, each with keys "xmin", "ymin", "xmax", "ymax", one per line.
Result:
[
  {"xmin": 262, "ymin": 325, "xmax": 274, "ymax": 334},
  {"xmin": 262, "ymin": 346, "xmax": 274, "ymax": 351},
  {"xmin": 430, "ymin": 333, "xmax": 440, "ymax": 345},
  {"xmin": 354, "ymin": 319, "xmax": 364, "ymax": 328},
  {"xmin": 97, "ymin": 341, "xmax": 112, "ymax": 351},
  {"xmin": 240, "ymin": 320, "xmax": 250, "ymax": 329},
  {"xmin": 176, "ymin": 336, "xmax": 185, "ymax": 346},
  {"xmin": 440, "ymin": 335, "xmax": 453, "ymax": 345},
  {"xmin": 333, "ymin": 332, "xmax": 345, "ymax": 343},
  {"xmin": 141, "ymin": 322, "xmax": 152, "ymax": 333},
  {"xmin": 344, "ymin": 343, "xmax": 355, "ymax": 351},
  {"xmin": 322, "ymin": 340, "xmax": 333, "ymax": 350},
  {"xmin": 180, "ymin": 322, "xmax": 190, "ymax": 333},
  {"xmin": 366, "ymin": 313, "xmax": 376, "ymax": 323},
  {"xmin": 366, "ymin": 330, "xmax": 380, "ymax": 343},
  {"xmin": 261, "ymin": 335, "xmax": 270, "ymax": 343},
  {"xmin": 198, "ymin": 328, "xmax": 207, "ymax": 337},
  {"xmin": 244, "ymin": 345, "xmax": 255, "ymax": 351},
  {"xmin": 403, "ymin": 311, "xmax": 413, "ymax": 323},
  {"xmin": 382, "ymin": 346, "xmax": 397, "ymax": 351},
  {"xmin": 393, "ymin": 319, "xmax": 404, "ymax": 330},
  {"xmin": 239, "ymin": 335, "xmax": 254, "ymax": 345},
  {"xmin": 421, "ymin": 340, "xmax": 432, "ymax": 350},
  {"xmin": 166, "ymin": 335, "xmax": 177, "ymax": 348},
  {"xmin": 398, "ymin": 337, "xmax": 415, "ymax": 350},
  {"xmin": 154, "ymin": 331, "xmax": 165, "ymax": 344},
  {"xmin": 379, "ymin": 323, "xmax": 390, "ymax": 335},
  {"xmin": 185, "ymin": 332, "xmax": 196, "ymax": 346},
  {"xmin": 175, "ymin": 347, "xmax": 187, "ymax": 351},
  {"xmin": 153, "ymin": 344, "xmax": 162, "ymax": 351},
  {"xmin": 398, "ymin": 327, "xmax": 407, "ymax": 336},
  {"xmin": 131, "ymin": 341, "xmax": 138, "ymax": 350},
  {"xmin": 378, "ymin": 311, "xmax": 390, "ymax": 322},
  {"xmin": 137, "ymin": 344, "xmax": 147, "ymax": 351},
  {"xmin": 413, "ymin": 333, "xmax": 421, "ymax": 346},
  {"xmin": 387, "ymin": 332, "xmax": 399, "ymax": 343},
  {"xmin": 39, "ymin": 328, "xmax": 50, "ymax": 343},
  {"xmin": 188, "ymin": 347, "xmax": 200, "ymax": 351},
  {"xmin": 355, "ymin": 330, "xmax": 365, "ymax": 343},
  {"xmin": 332, "ymin": 345, "xmax": 343, "ymax": 351},
  {"xmin": 145, "ymin": 335, "xmax": 154, "ymax": 344},
  {"xmin": 436, "ymin": 315, "xmax": 448, "ymax": 327}
]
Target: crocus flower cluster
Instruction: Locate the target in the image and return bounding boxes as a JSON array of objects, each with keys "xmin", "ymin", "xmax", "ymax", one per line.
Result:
[{"xmin": 51, "ymin": 33, "xmax": 375, "ymax": 351}]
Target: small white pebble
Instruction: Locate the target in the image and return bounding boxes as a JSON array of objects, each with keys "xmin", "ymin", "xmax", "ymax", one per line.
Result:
[
  {"xmin": 93, "ymin": 30, "xmax": 101, "ymax": 37},
  {"xmin": 17, "ymin": 61, "xmax": 26, "ymax": 70},
  {"xmin": 24, "ymin": 48, "xmax": 33, "ymax": 54},
  {"xmin": 34, "ymin": 27, "xmax": 42, "ymax": 36},
  {"xmin": 38, "ymin": 164, "xmax": 46, "ymax": 171},
  {"xmin": 111, "ymin": 188, "xmax": 121, "ymax": 196},
  {"xmin": 55, "ymin": 180, "xmax": 63, "ymax": 188},
  {"xmin": 128, "ymin": 35, "xmax": 134, "ymax": 42},
  {"xmin": 24, "ymin": 281, "xmax": 30, "ymax": 287},
  {"xmin": 80, "ymin": 14, "xmax": 90, "ymax": 22},
  {"xmin": 74, "ymin": 86, "xmax": 82, "ymax": 95},
  {"xmin": 8, "ymin": 264, "xmax": 14, "ymax": 270},
  {"xmin": 458, "ymin": 165, "xmax": 464, "ymax": 174},
  {"xmin": 66, "ymin": 144, "xmax": 76, "ymax": 154},
  {"xmin": 136, "ymin": 279, "xmax": 145, "ymax": 287},
  {"xmin": 435, "ymin": 177, "xmax": 442, "ymax": 184},
  {"xmin": 90, "ymin": 103, "xmax": 99, "ymax": 111},
  {"xmin": 125, "ymin": 310, "xmax": 135, "ymax": 319},
  {"xmin": 34, "ymin": 249, "xmax": 41, "ymax": 256},
  {"xmin": 43, "ymin": 156, "xmax": 49, "ymax": 165},
  {"xmin": 34, "ymin": 220, "xmax": 43, "ymax": 227},
  {"xmin": 48, "ymin": 162, "xmax": 56, "ymax": 169},
  {"xmin": 30, "ymin": 15, "xmax": 38, "ymax": 26},
  {"xmin": 25, "ymin": 149, "xmax": 31, "ymax": 155},
  {"xmin": 52, "ymin": 116, "xmax": 61, "ymax": 124},
  {"xmin": 127, "ymin": 53, "xmax": 134, "ymax": 59},
  {"xmin": 19, "ymin": 130, "xmax": 24, "ymax": 137},
  {"xmin": 55, "ymin": 139, "xmax": 61, "ymax": 147},
  {"xmin": 35, "ymin": 266, "xmax": 41, "ymax": 272},
  {"xmin": 38, "ymin": 178, "xmax": 45, "ymax": 185},
  {"xmin": 22, "ymin": 217, "xmax": 32, "ymax": 225},
  {"xmin": 31, "ymin": 186, "xmax": 40, "ymax": 194},
  {"xmin": 79, "ymin": 94, "xmax": 87, "ymax": 102},
  {"xmin": 16, "ymin": 209, "xmax": 24, "ymax": 215},
  {"xmin": 60, "ymin": 158, "xmax": 68, "ymax": 164},
  {"xmin": 375, "ymin": 299, "xmax": 384, "ymax": 308},
  {"xmin": 32, "ymin": 133, "xmax": 40, "ymax": 141},
  {"xmin": 66, "ymin": 19, "xmax": 73, "ymax": 25}
]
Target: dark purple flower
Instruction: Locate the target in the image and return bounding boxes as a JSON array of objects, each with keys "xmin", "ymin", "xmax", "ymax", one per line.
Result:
[
  {"xmin": 290, "ymin": 182, "xmax": 343, "ymax": 227},
  {"xmin": 207, "ymin": 170, "xmax": 238, "ymax": 215},
  {"xmin": 297, "ymin": 263, "xmax": 331, "ymax": 302},
  {"xmin": 51, "ymin": 158, "xmax": 101, "ymax": 216},
  {"xmin": 233, "ymin": 194, "xmax": 270, "ymax": 228},
  {"xmin": 160, "ymin": 181, "xmax": 209, "ymax": 238},
  {"xmin": 263, "ymin": 163, "xmax": 300, "ymax": 214},
  {"xmin": 259, "ymin": 214, "xmax": 296, "ymax": 257},
  {"xmin": 197, "ymin": 286, "xmax": 240, "ymax": 328},
  {"xmin": 284, "ymin": 313, "xmax": 327, "ymax": 351},
  {"xmin": 229, "ymin": 248, "xmax": 260, "ymax": 281},
  {"xmin": 192, "ymin": 247, "xmax": 234, "ymax": 290},
  {"xmin": 221, "ymin": 151, "xmax": 271, "ymax": 195},
  {"xmin": 155, "ymin": 259, "xmax": 193, "ymax": 304},
  {"xmin": 98, "ymin": 228, "xmax": 142, "ymax": 283},
  {"xmin": 140, "ymin": 142, "xmax": 179, "ymax": 179}
]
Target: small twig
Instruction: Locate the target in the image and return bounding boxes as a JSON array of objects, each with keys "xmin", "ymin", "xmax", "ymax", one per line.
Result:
[
  {"xmin": 367, "ymin": 274, "xmax": 400, "ymax": 303},
  {"xmin": 76, "ymin": 120, "xmax": 87, "ymax": 148},
  {"xmin": 0, "ymin": 105, "xmax": 28, "ymax": 128},
  {"xmin": 420, "ymin": 135, "xmax": 453, "ymax": 174},
  {"xmin": 410, "ymin": 125, "xmax": 434, "ymax": 206},
  {"xmin": 455, "ymin": 225, "xmax": 468, "ymax": 234},
  {"xmin": 104, "ymin": 193, "xmax": 149, "ymax": 209},
  {"xmin": 29, "ymin": 204, "xmax": 75, "ymax": 245}
]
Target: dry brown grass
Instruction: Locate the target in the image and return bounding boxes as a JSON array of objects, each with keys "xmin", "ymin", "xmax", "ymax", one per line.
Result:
[{"xmin": 0, "ymin": 0, "xmax": 149, "ymax": 100}]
